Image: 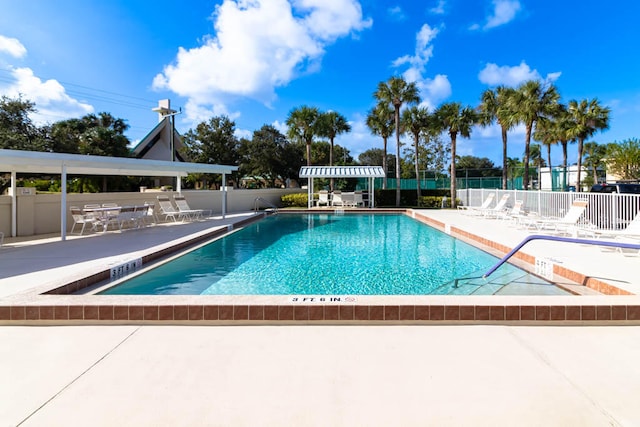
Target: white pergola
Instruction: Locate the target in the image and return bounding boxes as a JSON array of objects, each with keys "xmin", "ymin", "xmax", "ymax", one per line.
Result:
[
  {"xmin": 0, "ymin": 149, "xmax": 237, "ymax": 241},
  {"xmin": 299, "ymin": 166, "xmax": 385, "ymax": 208}
]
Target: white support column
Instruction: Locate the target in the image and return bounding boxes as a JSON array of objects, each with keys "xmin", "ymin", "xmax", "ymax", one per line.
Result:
[
  {"xmin": 176, "ymin": 175, "xmax": 182, "ymax": 193},
  {"xmin": 222, "ymin": 173, "xmax": 227, "ymax": 218},
  {"xmin": 369, "ymin": 177, "xmax": 374, "ymax": 208},
  {"xmin": 10, "ymin": 171, "xmax": 16, "ymax": 237},
  {"xmin": 308, "ymin": 178, "xmax": 314, "ymax": 208},
  {"xmin": 61, "ymin": 165, "xmax": 67, "ymax": 241}
]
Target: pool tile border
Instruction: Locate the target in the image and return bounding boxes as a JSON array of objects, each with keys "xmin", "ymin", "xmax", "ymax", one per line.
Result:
[
  {"xmin": 2, "ymin": 208, "xmax": 640, "ymax": 325},
  {"xmin": 3, "ymin": 303, "xmax": 640, "ymax": 324}
]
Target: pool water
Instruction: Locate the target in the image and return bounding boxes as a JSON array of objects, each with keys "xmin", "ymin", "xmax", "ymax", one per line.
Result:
[{"xmin": 101, "ymin": 214, "xmax": 565, "ymax": 295}]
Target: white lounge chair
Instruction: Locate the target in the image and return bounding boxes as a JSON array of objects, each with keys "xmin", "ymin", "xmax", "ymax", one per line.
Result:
[
  {"xmin": 316, "ymin": 190, "xmax": 330, "ymax": 207},
  {"xmin": 157, "ymin": 195, "xmax": 187, "ymax": 222},
  {"xmin": 480, "ymin": 194, "xmax": 510, "ymax": 218},
  {"xmin": 173, "ymin": 195, "xmax": 206, "ymax": 220},
  {"xmin": 584, "ymin": 211, "xmax": 640, "ymax": 256},
  {"xmin": 492, "ymin": 200, "xmax": 523, "ymax": 222},
  {"xmin": 458, "ymin": 193, "xmax": 495, "ymax": 214},
  {"xmin": 332, "ymin": 191, "xmax": 344, "ymax": 207},
  {"xmin": 352, "ymin": 191, "xmax": 364, "ymax": 207},
  {"xmin": 523, "ymin": 199, "xmax": 589, "ymax": 234}
]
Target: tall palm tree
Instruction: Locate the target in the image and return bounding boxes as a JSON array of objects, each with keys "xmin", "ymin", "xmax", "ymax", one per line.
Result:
[
  {"xmin": 510, "ymin": 80, "xmax": 560, "ymax": 190},
  {"xmin": 401, "ymin": 106, "xmax": 431, "ymax": 201},
  {"xmin": 478, "ymin": 86, "xmax": 518, "ymax": 189},
  {"xmin": 434, "ymin": 102, "xmax": 477, "ymax": 208},
  {"xmin": 365, "ymin": 103, "xmax": 395, "ymax": 189},
  {"xmin": 567, "ymin": 98, "xmax": 610, "ymax": 191},
  {"xmin": 286, "ymin": 105, "xmax": 320, "ymax": 166},
  {"xmin": 374, "ymin": 76, "xmax": 420, "ymax": 206},
  {"xmin": 316, "ymin": 111, "xmax": 351, "ymax": 190},
  {"xmin": 532, "ymin": 116, "xmax": 556, "ymax": 177},
  {"xmin": 582, "ymin": 141, "xmax": 607, "ymax": 186}
]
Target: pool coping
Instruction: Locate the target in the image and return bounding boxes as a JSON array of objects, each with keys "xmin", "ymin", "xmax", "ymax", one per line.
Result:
[{"xmin": 2, "ymin": 208, "xmax": 640, "ymax": 325}]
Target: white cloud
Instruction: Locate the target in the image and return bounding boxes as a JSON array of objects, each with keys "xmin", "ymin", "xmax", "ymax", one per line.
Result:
[
  {"xmin": 272, "ymin": 120, "xmax": 289, "ymax": 135},
  {"xmin": 0, "ymin": 67, "xmax": 93, "ymax": 124},
  {"xmin": 387, "ymin": 6, "xmax": 406, "ymax": 21},
  {"xmin": 484, "ymin": 0, "xmax": 521, "ymax": 29},
  {"xmin": 0, "ymin": 35, "xmax": 26, "ymax": 58},
  {"xmin": 478, "ymin": 61, "xmax": 561, "ymax": 87},
  {"xmin": 154, "ymin": 0, "xmax": 371, "ymax": 120},
  {"xmin": 430, "ymin": 0, "xmax": 446, "ymax": 15},
  {"xmin": 392, "ymin": 24, "xmax": 451, "ymax": 109}
]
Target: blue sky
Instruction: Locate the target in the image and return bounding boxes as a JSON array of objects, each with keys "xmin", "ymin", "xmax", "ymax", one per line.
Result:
[{"xmin": 1, "ymin": 0, "xmax": 639, "ymax": 168}]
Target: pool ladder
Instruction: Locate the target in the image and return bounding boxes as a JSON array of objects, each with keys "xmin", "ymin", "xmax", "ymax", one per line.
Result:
[{"xmin": 253, "ymin": 197, "xmax": 278, "ymax": 213}]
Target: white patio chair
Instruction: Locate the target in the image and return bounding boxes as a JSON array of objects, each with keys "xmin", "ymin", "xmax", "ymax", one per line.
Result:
[
  {"xmin": 522, "ymin": 199, "xmax": 589, "ymax": 235},
  {"xmin": 70, "ymin": 206, "xmax": 101, "ymax": 235},
  {"xmin": 353, "ymin": 191, "xmax": 364, "ymax": 207},
  {"xmin": 173, "ymin": 195, "xmax": 207, "ymax": 220},
  {"xmin": 316, "ymin": 190, "xmax": 330, "ymax": 207},
  {"xmin": 332, "ymin": 190, "xmax": 343, "ymax": 207},
  {"xmin": 480, "ymin": 194, "xmax": 511, "ymax": 218},
  {"xmin": 157, "ymin": 195, "xmax": 187, "ymax": 222},
  {"xmin": 458, "ymin": 193, "xmax": 495, "ymax": 215}
]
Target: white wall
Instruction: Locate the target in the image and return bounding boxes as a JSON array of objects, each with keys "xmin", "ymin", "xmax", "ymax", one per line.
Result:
[{"xmin": 0, "ymin": 188, "xmax": 301, "ymax": 237}]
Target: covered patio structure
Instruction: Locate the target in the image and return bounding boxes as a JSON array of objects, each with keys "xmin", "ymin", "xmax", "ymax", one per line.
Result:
[
  {"xmin": 0, "ymin": 149, "xmax": 237, "ymax": 241},
  {"xmin": 299, "ymin": 166, "xmax": 385, "ymax": 208}
]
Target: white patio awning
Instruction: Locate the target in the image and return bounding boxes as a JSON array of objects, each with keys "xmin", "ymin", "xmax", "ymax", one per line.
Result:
[
  {"xmin": 0, "ymin": 149, "xmax": 238, "ymax": 241},
  {"xmin": 299, "ymin": 166, "xmax": 385, "ymax": 178},
  {"xmin": 0, "ymin": 149, "xmax": 237, "ymax": 177}
]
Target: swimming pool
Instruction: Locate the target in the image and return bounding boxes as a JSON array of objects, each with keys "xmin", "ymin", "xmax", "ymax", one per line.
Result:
[{"xmin": 101, "ymin": 213, "xmax": 566, "ymax": 296}]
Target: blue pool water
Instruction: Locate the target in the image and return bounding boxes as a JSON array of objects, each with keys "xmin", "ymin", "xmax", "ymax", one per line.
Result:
[{"xmin": 101, "ymin": 214, "xmax": 563, "ymax": 295}]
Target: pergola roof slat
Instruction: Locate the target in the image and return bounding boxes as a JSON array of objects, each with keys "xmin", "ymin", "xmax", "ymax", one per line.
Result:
[{"xmin": 299, "ymin": 166, "xmax": 385, "ymax": 178}]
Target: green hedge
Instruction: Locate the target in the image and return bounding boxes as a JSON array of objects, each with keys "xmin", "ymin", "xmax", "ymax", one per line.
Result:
[
  {"xmin": 281, "ymin": 193, "xmax": 308, "ymax": 207},
  {"xmin": 375, "ymin": 189, "xmax": 450, "ymax": 207}
]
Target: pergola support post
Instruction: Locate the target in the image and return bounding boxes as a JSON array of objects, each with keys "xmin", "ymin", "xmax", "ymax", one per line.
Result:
[
  {"xmin": 222, "ymin": 173, "xmax": 227, "ymax": 218},
  {"xmin": 61, "ymin": 165, "xmax": 67, "ymax": 241},
  {"xmin": 10, "ymin": 171, "xmax": 16, "ymax": 237}
]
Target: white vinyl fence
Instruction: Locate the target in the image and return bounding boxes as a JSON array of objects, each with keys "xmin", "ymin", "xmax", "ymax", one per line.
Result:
[{"xmin": 457, "ymin": 188, "xmax": 640, "ymax": 231}]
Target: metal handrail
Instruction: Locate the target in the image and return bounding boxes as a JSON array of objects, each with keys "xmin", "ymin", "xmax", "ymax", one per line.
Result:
[
  {"xmin": 253, "ymin": 197, "xmax": 278, "ymax": 213},
  {"xmin": 483, "ymin": 234, "xmax": 640, "ymax": 278}
]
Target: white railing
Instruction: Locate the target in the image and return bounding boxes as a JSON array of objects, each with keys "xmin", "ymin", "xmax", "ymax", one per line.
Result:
[{"xmin": 457, "ymin": 188, "xmax": 640, "ymax": 231}]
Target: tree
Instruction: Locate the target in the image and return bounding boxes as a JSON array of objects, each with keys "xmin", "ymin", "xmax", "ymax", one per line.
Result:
[
  {"xmin": 605, "ymin": 139, "xmax": 640, "ymax": 181},
  {"xmin": 478, "ymin": 86, "xmax": 518, "ymax": 189},
  {"xmin": 182, "ymin": 116, "xmax": 240, "ymax": 187},
  {"xmin": 567, "ymin": 98, "xmax": 610, "ymax": 191},
  {"xmin": 582, "ymin": 141, "xmax": 607, "ymax": 187},
  {"xmin": 365, "ymin": 103, "xmax": 394, "ymax": 189},
  {"xmin": 401, "ymin": 105, "xmax": 431, "ymax": 200},
  {"xmin": 358, "ymin": 148, "xmax": 387, "ymax": 166},
  {"xmin": 239, "ymin": 124, "xmax": 290, "ymax": 188},
  {"xmin": 374, "ymin": 76, "xmax": 420, "ymax": 206},
  {"xmin": 456, "ymin": 156, "xmax": 501, "ymax": 177},
  {"xmin": 529, "ymin": 143, "xmax": 546, "ymax": 188},
  {"xmin": 0, "ymin": 95, "xmax": 47, "ymax": 151},
  {"xmin": 510, "ymin": 80, "xmax": 560, "ymax": 190},
  {"xmin": 434, "ymin": 102, "xmax": 477, "ymax": 208},
  {"xmin": 286, "ymin": 105, "xmax": 320, "ymax": 167},
  {"xmin": 316, "ymin": 111, "xmax": 351, "ymax": 190}
]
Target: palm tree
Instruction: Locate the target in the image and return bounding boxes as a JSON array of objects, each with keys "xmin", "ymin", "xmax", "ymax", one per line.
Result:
[
  {"xmin": 478, "ymin": 86, "xmax": 518, "ymax": 190},
  {"xmin": 374, "ymin": 76, "xmax": 420, "ymax": 206},
  {"xmin": 316, "ymin": 111, "xmax": 351, "ymax": 190},
  {"xmin": 434, "ymin": 102, "xmax": 477, "ymax": 208},
  {"xmin": 532, "ymin": 117, "xmax": 556, "ymax": 178},
  {"xmin": 286, "ymin": 105, "xmax": 320, "ymax": 166},
  {"xmin": 582, "ymin": 141, "xmax": 607, "ymax": 186},
  {"xmin": 510, "ymin": 80, "xmax": 560, "ymax": 190},
  {"xmin": 365, "ymin": 103, "xmax": 395, "ymax": 189},
  {"xmin": 529, "ymin": 143, "xmax": 546, "ymax": 188},
  {"xmin": 401, "ymin": 106, "xmax": 431, "ymax": 201},
  {"xmin": 567, "ymin": 98, "xmax": 610, "ymax": 191}
]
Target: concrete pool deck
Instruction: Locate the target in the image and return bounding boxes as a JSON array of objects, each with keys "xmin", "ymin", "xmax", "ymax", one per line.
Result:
[{"xmin": 2, "ymin": 209, "xmax": 640, "ymax": 425}]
